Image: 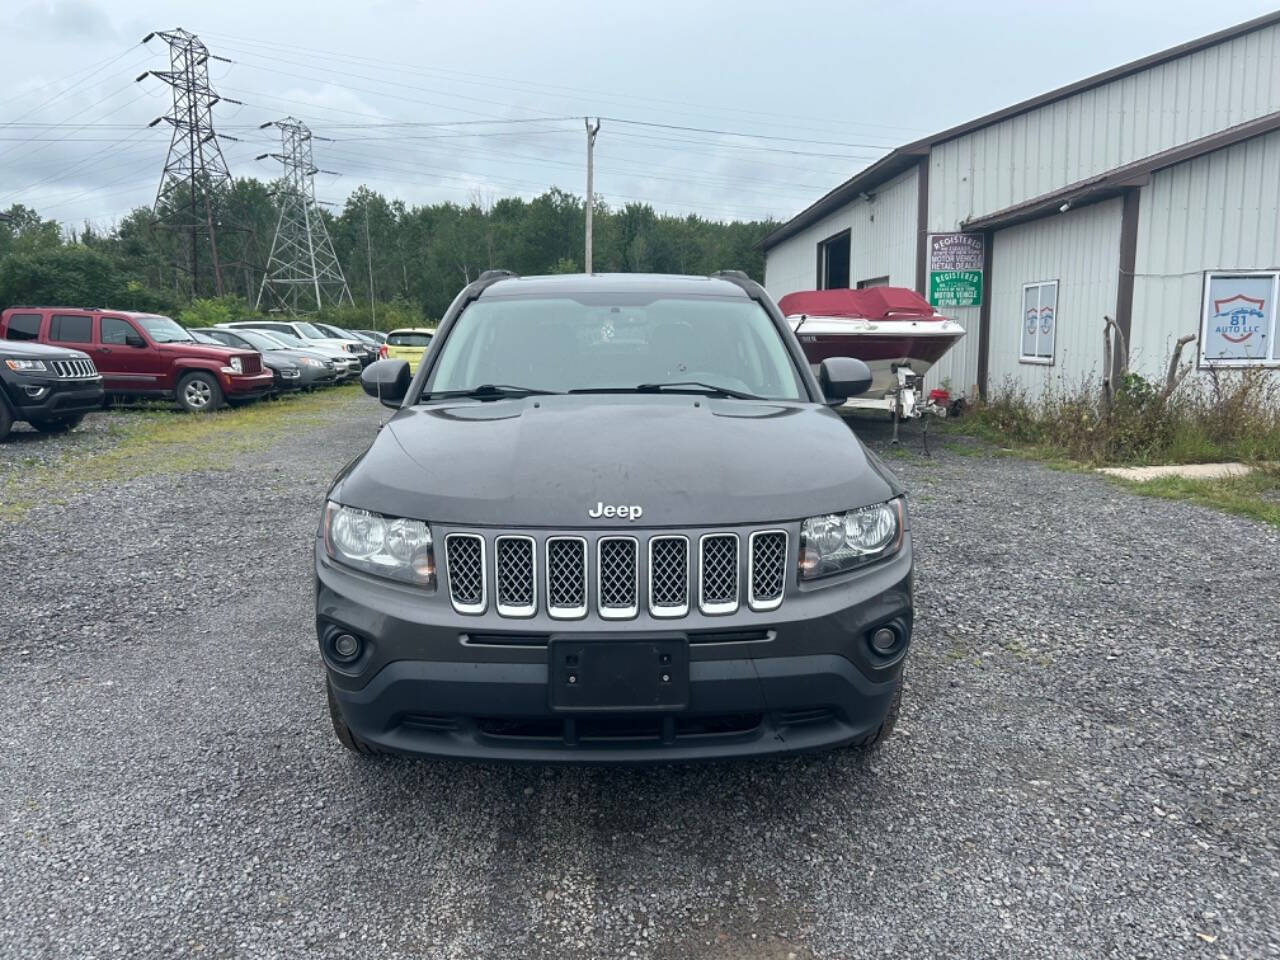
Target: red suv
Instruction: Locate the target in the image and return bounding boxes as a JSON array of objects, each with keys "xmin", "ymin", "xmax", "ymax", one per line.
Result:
[{"xmin": 0, "ymin": 308, "xmax": 275, "ymax": 411}]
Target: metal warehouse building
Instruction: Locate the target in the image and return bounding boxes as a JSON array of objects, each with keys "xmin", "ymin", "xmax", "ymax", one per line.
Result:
[{"xmin": 762, "ymin": 12, "xmax": 1280, "ymax": 398}]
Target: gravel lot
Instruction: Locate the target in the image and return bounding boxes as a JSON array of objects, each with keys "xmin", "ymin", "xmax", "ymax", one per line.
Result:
[{"xmin": 2, "ymin": 394, "xmax": 1277, "ymax": 959}]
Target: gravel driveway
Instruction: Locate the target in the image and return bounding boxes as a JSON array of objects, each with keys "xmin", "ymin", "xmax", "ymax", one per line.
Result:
[{"xmin": 1, "ymin": 395, "xmax": 1277, "ymax": 959}]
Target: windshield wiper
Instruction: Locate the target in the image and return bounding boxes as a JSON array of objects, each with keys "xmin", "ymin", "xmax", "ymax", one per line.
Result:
[
  {"xmin": 632, "ymin": 381, "xmax": 764, "ymax": 400},
  {"xmin": 418, "ymin": 383, "xmax": 561, "ymax": 402}
]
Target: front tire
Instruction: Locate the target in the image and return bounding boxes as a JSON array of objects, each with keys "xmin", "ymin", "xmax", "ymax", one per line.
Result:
[
  {"xmin": 31, "ymin": 414, "xmax": 84, "ymax": 433},
  {"xmin": 0, "ymin": 400, "xmax": 12, "ymax": 441},
  {"xmin": 326, "ymin": 681, "xmax": 377, "ymax": 755},
  {"xmin": 176, "ymin": 372, "xmax": 223, "ymax": 413}
]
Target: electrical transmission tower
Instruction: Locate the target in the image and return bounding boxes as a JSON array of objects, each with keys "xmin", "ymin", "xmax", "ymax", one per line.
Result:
[
  {"xmin": 255, "ymin": 118, "xmax": 353, "ymax": 313},
  {"xmin": 139, "ymin": 28, "xmax": 240, "ymax": 296}
]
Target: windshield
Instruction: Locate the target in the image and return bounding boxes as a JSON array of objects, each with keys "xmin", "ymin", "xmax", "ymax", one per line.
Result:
[
  {"xmin": 138, "ymin": 315, "xmax": 193, "ymax": 344},
  {"xmin": 266, "ymin": 331, "xmax": 309, "ymax": 349},
  {"xmin": 234, "ymin": 329, "xmax": 285, "ymax": 352},
  {"xmin": 295, "ymin": 322, "xmax": 326, "ymax": 339},
  {"xmin": 388, "ymin": 331, "xmax": 433, "ymax": 347},
  {"xmin": 427, "ymin": 295, "xmax": 804, "ymax": 400}
]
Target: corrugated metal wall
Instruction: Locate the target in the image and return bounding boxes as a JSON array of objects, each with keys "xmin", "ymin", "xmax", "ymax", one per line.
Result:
[
  {"xmin": 765, "ymin": 19, "xmax": 1280, "ymax": 399},
  {"xmin": 763, "ymin": 167, "xmax": 918, "ymax": 299},
  {"xmin": 987, "ymin": 199, "xmax": 1123, "ymax": 392},
  {"xmin": 1130, "ymin": 127, "xmax": 1280, "ymax": 374},
  {"xmin": 929, "ymin": 21, "xmax": 1280, "ymax": 230}
]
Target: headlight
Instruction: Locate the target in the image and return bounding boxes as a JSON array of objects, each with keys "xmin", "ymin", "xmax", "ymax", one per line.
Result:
[
  {"xmin": 228, "ymin": 357, "xmax": 244, "ymax": 374},
  {"xmin": 324, "ymin": 501, "xmax": 435, "ymax": 587},
  {"xmin": 4, "ymin": 358, "xmax": 47, "ymax": 372},
  {"xmin": 799, "ymin": 498, "xmax": 904, "ymax": 580},
  {"xmin": 298, "ymin": 356, "xmax": 322, "ymax": 367}
]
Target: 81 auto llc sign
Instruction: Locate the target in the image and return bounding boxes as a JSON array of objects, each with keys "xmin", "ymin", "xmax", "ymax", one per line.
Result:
[
  {"xmin": 928, "ymin": 233, "xmax": 984, "ymax": 309},
  {"xmin": 1199, "ymin": 270, "xmax": 1280, "ymax": 366}
]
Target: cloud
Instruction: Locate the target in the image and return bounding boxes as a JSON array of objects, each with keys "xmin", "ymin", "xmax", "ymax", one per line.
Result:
[{"xmin": 13, "ymin": 0, "xmax": 120, "ymax": 41}]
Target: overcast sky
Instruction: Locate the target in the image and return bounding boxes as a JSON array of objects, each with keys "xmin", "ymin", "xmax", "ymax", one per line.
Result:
[{"xmin": 2, "ymin": 0, "xmax": 1277, "ymax": 229}]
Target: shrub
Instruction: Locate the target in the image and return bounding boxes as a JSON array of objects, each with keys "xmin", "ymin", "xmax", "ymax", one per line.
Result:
[{"xmin": 968, "ymin": 364, "xmax": 1280, "ymax": 466}]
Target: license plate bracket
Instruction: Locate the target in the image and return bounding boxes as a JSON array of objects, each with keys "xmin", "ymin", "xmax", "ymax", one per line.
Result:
[{"xmin": 549, "ymin": 636, "xmax": 689, "ymax": 712}]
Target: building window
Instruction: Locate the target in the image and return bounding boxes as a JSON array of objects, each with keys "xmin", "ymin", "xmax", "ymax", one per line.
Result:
[
  {"xmin": 816, "ymin": 229, "xmax": 851, "ymax": 289},
  {"xmin": 857, "ymin": 275, "xmax": 890, "ymax": 289},
  {"xmin": 1199, "ymin": 270, "xmax": 1279, "ymax": 367},
  {"xmin": 1019, "ymin": 280, "xmax": 1058, "ymax": 365}
]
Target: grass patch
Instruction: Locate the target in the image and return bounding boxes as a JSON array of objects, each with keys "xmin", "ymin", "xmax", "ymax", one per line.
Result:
[
  {"xmin": 944, "ymin": 363, "xmax": 1280, "ymax": 525},
  {"xmin": 1113, "ymin": 467, "xmax": 1280, "ymax": 528},
  {"xmin": 0, "ymin": 385, "xmax": 361, "ymax": 521},
  {"xmin": 958, "ymin": 367, "xmax": 1280, "ymax": 467}
]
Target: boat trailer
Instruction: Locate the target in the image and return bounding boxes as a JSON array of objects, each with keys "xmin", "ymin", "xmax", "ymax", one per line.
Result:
[{"xmin": 839, "ymin": 365, "xmax": 964, "ymax": 444}]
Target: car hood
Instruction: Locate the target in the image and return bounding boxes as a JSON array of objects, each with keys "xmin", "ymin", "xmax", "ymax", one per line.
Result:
[
  {"xmin": 0, "ymin": 341, "xmax": 89, "ymax": 360},
  {"xmin": 156, "ymin": 341, "xmax": 242, "ymax": 361},
  {"xmin": 334, "ymin": 394, "xmax": 902, "ymax": 527}
]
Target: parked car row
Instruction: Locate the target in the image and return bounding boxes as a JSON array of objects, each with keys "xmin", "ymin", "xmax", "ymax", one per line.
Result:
[{"xmin": 0, "ymin": 305, "xmax": 419, "ymax": 440}]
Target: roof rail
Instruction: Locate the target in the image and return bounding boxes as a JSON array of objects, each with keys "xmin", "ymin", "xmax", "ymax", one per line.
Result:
[
  {"xmin": 476, "ymin": 269, "xmax": 517, "ymax": 283},
  {"xmin": 710, "ymin": 270, "xmax": 764, "ymax": 298}
]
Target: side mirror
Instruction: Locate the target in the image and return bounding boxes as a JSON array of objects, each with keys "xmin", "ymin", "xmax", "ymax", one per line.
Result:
[
  {"xmin": 361, "ymin": 359, "xmax": 411, "ymax": 409},
  {"xmin": 125, "ymin": 333, "xmax": 146, "ymax": 348},
  {"xmin": 819, "ymin": 356, "xmax": 873, "ymax": 404}
]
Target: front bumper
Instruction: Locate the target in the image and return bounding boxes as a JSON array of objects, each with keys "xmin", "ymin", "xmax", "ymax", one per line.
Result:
[
  {"xmin": 4, "ymin": 375, "xmax": 104, "ymax": 419},
  {"xmin": 220, "ymin": 370, "xmax": 275, "ymax": 397},
  {"xmin": 316, "ymin": 531, "xmax": 913, "ymax": 763}
]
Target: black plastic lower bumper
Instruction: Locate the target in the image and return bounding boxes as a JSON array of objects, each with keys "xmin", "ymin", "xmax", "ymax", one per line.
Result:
[
  {"xmin": 5, "ymin": 377, "xmax": 104, "ymax": 420},
  {"xmin": 328, "ymin": 652, "xmax": 901, "ymax": 762}
]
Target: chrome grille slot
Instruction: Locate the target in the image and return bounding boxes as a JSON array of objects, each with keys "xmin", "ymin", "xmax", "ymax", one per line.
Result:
[
  {"xmin": 445, "ymin": 533, "xmax": 485, "ymax": 614},
  {"xmin": 748, "ymin": 530, "xmax": 787, "ymax": 611},
  {"xmin": 597, "ymin": 537, "xmax": 638, "ymax": 619},
  {"xmin": 494, "ymin": 535, "xmax": 536, "ymax": 617},
  {"xmin": 648, "ymin": 536, "xmax": 689, "ymax": 618},
  {"xmin": 546, "ymin": 537, "xmax": 587, "ymax": 619},
  {"xmin": 698, "ymin": 534, "xmax": 740, "ymax": 615},
  {"xmin": 51, "ymin": 358, "xmax": 96, "ymax": 378}
]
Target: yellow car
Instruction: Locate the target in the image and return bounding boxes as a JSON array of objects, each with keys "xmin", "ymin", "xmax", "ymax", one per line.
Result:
[{"xmin": 381, "ymin": 327, "xmax": 436, "ymax": 373}]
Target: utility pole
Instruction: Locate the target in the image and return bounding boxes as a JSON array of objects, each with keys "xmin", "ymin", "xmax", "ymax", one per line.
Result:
[
  {"xmin": 364, "ymin": 196, "xmax": 376, "ymax": 329},
  {"xmin": 584, "ymin": 117, "xmax": 600, "ymax": 274},
  {"xmin": 255, "ymin": 117, "xmax": 354, "ymax": 313},
  {"xmin": 140, "ymin": 28, "xmax": 240, "ymax": 297}
]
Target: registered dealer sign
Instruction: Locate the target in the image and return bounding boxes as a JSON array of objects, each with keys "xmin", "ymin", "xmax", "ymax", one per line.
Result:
[{"xmin": 928, "ymin": 233, "xmax": 984, "ymax": 308}]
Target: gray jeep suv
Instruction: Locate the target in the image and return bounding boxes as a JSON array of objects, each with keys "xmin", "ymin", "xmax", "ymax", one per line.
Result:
[{"xmin": 316, "ymin": 271, "xmax": 912, "ymax": 762}]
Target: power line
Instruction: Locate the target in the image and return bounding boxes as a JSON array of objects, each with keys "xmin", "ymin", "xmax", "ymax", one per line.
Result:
[
  {"xmin": 200, "ymin": 28, "xmax": 925, "ymax": 140},
  {"xmin": 1, "ymin": 45, "xmax": 150, "ymax": 128}
]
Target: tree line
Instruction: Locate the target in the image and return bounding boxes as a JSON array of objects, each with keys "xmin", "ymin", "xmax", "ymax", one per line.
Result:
[{"xmin": 0, "ymin": 183, "xmax": 777, "ymax": 328}]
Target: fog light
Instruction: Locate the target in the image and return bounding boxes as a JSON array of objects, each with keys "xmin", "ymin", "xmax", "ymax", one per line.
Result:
[
  {"xmin": 333, "ymin": 633, "xmax": 360, "ymax": 661},
  {"xmin": 869, "ymin": 626, "xmax": 898, "ymax": 655}
]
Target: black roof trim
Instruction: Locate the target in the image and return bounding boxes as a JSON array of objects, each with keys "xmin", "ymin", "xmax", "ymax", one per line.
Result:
[
  {"xmin": 761, "ymin": 11, "xmax": 1280, "ymax": 251},
  {"xmin": 961, "ymin": 109, "xmax": 1280, "ymax": 232}
]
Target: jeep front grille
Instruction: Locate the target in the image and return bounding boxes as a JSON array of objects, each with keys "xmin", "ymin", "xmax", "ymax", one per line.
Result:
[
  {"xmin": 445, "ymin": 534, "xmax": 485, "ymax": 614},
  {"xmin": 494, "ymin": 536, "xmax": 536, "ymax": 617},
  {"xmin": 240, "ymin": 353, "xmax": 262, "ymax": 375},
  {"xmin": 748, "ymin": 530, "xmax": 787, "ymax": 611},
  {"xmin": 51, "ymin": 358, "xmax": 97, "ymax": 379},
  {"xmin": 442, "ymin": 528, "xmax": 786, "ymax": 620},
  {"xmin": 648, "ymin": 536, "xmax": 689, "ymax": 618},
  {"xmin": 698, "ymin": 534, "xmax": 740, "ymax": 615},
  {"xmin": 546, "ymin": 537, "xmax": 587, "ymax": 619},
  {"xmin": 597, "ymin": 537, "xmax": 638, "ymax": 619}
]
